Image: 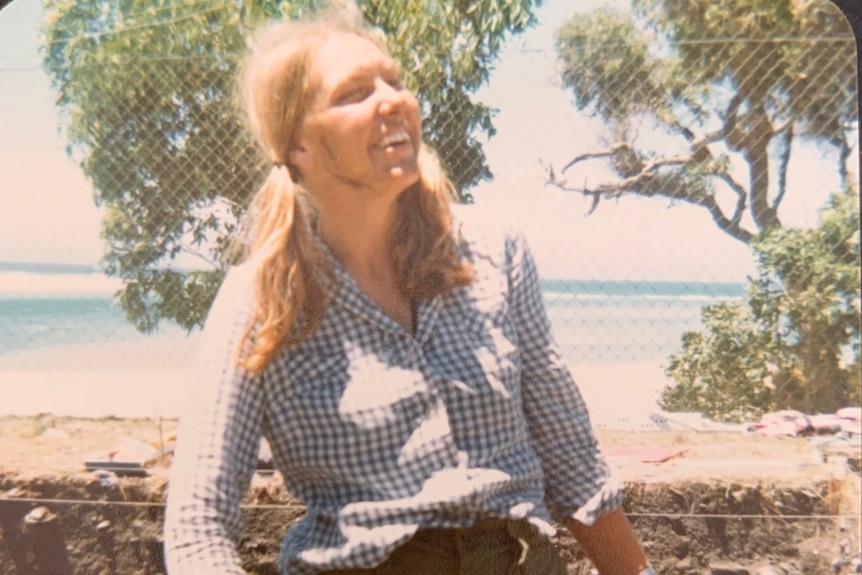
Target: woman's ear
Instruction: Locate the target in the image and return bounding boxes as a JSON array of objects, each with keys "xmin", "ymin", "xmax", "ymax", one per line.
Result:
[{"xmin": 289, "ymin": 146, "xmax": 311, "ymax": 171}]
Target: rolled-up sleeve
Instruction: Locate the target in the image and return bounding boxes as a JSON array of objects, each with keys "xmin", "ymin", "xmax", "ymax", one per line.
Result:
[
  {"xmin": 506, "ymin": 230, "xmax": 623, "ymax": 526},
  {"xmin": 164, "ymin": 264, "xmax": 264, "ymax": 574}
]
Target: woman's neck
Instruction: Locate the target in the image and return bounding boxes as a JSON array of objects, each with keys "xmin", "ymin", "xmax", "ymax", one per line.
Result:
[
  {"xmin": 317, "ymin": 193, "xmax": 399, "ymax": 281},
  {"xmin": 317, "ymin": 192, "xmax": 415, "ymax": 333}
]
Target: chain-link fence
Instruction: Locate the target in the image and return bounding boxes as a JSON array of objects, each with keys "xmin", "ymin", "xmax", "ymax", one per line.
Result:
[{"xmin": 1, "ymin": 2, "xmax": 859, "ymax": 425}]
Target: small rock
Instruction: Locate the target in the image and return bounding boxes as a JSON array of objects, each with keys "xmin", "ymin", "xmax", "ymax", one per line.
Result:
[
  {"xmin": 3, "ymin": 487, "xmax": 27, "ymax": 498},
  {"xmin": 851, "ymin": 558, "xmax": 861, "ymax": 573},
  {"xmin": 755, "ymin": 566, "xmax": 786, "ymax": 575},
  {"xmin": 24, "ymin": 506, "xmax": 56, "ymax": 524}
]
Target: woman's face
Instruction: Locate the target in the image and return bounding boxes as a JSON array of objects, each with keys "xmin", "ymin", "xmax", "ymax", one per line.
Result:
[{"xmin": 289, "ymin": 33, "xmax": 423, "ymax": 196}]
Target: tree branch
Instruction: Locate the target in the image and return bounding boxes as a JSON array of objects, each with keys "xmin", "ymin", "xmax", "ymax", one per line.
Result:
[
  {"xmin": 544, "ymin": 146, "xmax": 756, "ymax": 243},
  {"xmin": 716, "ymin": 173, "xmax": 748, "ymax": 232},
  {"xmin": 835, "ymin": 133, "xmax": 852, "ymax": 190},
  {"xmin": 179, "ymin": 243, "xmax": 220, "ymax": 269},
  {"xmin": 692, "ymin": 194, "xmax": 755, "ymax": 244},
  {"xmin": 722, "ymin": 93, "xmax": 743, "ymax": 137},
  {"xmin": 772, "ymin": 116, "xmax": 797, "ymax": 136},
  {"xmin": 641, "ymin": 156, "xmax": 691, "ymax": 172},
  {"xmin": 560, "ymin": 143, "xmax": 628, "ymax": 174},
  {"xmin": 773, "ymin": 124, "xmax": 792, "ymax": 212}
]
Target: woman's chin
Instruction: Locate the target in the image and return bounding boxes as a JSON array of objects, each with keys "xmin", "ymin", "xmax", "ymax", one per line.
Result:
[{"xmin": 389, "ymin": 164, "xmax": 421, "ymax": 187}]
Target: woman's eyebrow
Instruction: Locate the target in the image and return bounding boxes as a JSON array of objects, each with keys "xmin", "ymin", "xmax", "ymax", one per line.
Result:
[
  {"xmin": 348, "ymin": 59, "xmax": 402, "ymax": 80},
  {"xmin": 332, "ymin": 62, "xmax": 401, "ymax": 92},
  {"xmin": 333, "ymin": 68, "xmax": 373, "ymax": 90}
]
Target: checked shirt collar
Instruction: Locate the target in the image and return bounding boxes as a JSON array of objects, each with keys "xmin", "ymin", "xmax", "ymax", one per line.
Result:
[{"xmin": 307, "ymin": 216, "xmax": 444, "ymax": 345}]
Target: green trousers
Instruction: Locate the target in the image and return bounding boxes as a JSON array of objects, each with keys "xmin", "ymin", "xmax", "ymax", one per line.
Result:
[{"xmin": 322, "ymin": 518, "xmax": 568, "ymax": 575}]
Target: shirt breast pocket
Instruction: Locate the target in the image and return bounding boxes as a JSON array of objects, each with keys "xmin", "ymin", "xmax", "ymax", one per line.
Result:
[
  {"xmin": 276, "ymin": 342, "xmax": 350, "ymax": 402},
  {"xmin": 443, "ymin": 284, "xmax": 522, "ymax": 401},
  {"xmin": 435, "ymin": 285, "xmax": 526, "ymax": 457}
]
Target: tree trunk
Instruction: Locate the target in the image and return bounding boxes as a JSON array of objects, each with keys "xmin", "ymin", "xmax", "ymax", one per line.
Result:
[{"xmin": 744, "ymin": 103, "xmax": 781, "ymax": 232}]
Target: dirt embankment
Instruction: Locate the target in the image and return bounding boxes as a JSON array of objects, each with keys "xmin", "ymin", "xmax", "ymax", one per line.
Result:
[
  {"xmin": 0, "ymin": 473, "xmax": 858, "ymax": 575},
  {"xmin": 1, "ymin": 418, "xmax": 859, "ymax": 574}
]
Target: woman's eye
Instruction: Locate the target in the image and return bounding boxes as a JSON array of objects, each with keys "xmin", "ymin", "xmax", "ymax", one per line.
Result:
[{"xmin": 338, "ymin": 86, "xmax": 371, "ymax": 104}]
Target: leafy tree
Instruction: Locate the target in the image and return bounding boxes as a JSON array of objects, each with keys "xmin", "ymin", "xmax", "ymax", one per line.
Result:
[
  {"xmin": 549, "ymin": 0, "xmax": 857, "ymax": 243},
  {"xmin": 660, "ymin": 188, "xmax": 861, "ymax": 421},
  {"xmin": 40, "ymin": 0, "xmax": 541, "ymax": 332}
]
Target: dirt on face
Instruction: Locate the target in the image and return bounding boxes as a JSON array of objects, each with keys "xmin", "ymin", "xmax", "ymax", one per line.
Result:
[{"xmin": 0, "ymin": 473, "xmax": 858, "ymax": 575}]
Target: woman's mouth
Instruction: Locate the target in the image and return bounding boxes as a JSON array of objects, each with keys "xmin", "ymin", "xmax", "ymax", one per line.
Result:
[{"xmin": 378, "ymin": 131, "xmax": 411, "ymax": 149}]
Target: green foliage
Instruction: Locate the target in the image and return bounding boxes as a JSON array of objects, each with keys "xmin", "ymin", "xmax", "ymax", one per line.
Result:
[
  {"xmin": 555, "ymin": 8, "xmax": 699, "ymax": 128},
  {"xmin": 552, "ymin": 0, "xmax": 857, "ymax": 240},
  {"xmin": 661, "ymin": 189, "xmax": 862, "ymax": 421},
  {"xmin": 635, "ymin": 0, "xmax": 857, "ymax": 131},
  {"xmin": 40, "ymin": 0, "xmax": 540, "ymax": 333}
]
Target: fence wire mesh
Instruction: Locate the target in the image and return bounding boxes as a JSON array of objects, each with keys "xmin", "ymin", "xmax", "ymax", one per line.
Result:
[
  {"xmin": 0, "ymin": 1, "xmax": 860, "ymax": 426},
  {"xmin": 1, "ymin": 4, "xmax": 862, "ymax": 575}
]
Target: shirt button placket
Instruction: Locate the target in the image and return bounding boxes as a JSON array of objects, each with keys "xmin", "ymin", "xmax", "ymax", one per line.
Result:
[
  {"xmin": 415, "ymin": 340, "xmax": 462, "ymax": 469},
  {"xmin": 403, "ymin": 343, "xmax": 417, "ymax": 365}
]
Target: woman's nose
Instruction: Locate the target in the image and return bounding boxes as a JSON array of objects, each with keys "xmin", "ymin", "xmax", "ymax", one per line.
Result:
[{"xmin": 376, "ymin": 80, "xmax": 403, "ymax": 115}]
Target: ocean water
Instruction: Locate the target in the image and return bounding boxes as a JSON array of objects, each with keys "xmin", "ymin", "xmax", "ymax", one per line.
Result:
[
  {"xmin": 0, "ymin": 262, "xmax": 745, "ymax": 373},
  {"xmin": 542, "ymin": 278, "xmax": 745, "ymax": 366}
]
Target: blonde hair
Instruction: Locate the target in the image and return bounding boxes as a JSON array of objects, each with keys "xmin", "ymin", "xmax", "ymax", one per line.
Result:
[{"xmin": 235, "ymin": 17, "xmax": 473, "ymax": 374}]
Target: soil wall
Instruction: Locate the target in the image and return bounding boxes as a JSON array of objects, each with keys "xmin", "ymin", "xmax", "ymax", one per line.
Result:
[{"xmin": 0, "ymin": 474, "xmax": 858, "ymax": 575}]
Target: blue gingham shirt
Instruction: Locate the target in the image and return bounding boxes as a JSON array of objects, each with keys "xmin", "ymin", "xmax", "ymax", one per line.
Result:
[{"xmin": 164, "ymin": 206, "xmax": 622, "ymax": 575}]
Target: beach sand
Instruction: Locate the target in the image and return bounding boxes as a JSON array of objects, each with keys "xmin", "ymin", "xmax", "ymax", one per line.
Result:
[
  {"xmin": 1, "ymin": 360, "xmax": 670, "ymax": 425},
  {"xmin": 0, "ymin": 369, "xmax": 189, "ymax": 418}
]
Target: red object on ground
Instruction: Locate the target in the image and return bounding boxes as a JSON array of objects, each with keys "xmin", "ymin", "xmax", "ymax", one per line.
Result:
[{"xmin": 605, "ymin": 447, "xmax": 688, "ymax": 463}]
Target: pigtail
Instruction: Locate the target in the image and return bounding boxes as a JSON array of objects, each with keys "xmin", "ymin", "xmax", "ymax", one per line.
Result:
[{"xmin": 236, "ymin": 166, "xmax": 328, "ymax": 373}]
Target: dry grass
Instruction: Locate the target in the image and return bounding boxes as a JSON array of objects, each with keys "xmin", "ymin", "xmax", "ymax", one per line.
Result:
[{"xmin": 0, "ymin": 415, "xmax": 851, "ymax": 488}]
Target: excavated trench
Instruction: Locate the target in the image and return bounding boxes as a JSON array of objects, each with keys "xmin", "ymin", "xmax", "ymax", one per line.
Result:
[{"xmin": 1, "ymin": 472, "xmax": 859, "ymax": 575}]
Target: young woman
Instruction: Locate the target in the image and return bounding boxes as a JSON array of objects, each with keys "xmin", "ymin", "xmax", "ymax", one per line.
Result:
[{"xmin": 164, "ymin": 15, "xmax": 654, "ymax": 575}]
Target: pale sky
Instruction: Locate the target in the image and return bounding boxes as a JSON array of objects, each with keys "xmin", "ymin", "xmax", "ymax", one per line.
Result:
[{"xmin": 0, "ymin": 0, "xmax": 856, "ymax": 282}]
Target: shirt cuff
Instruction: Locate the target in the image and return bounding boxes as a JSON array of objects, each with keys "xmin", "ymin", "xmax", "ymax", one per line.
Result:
[{"xmin": 553, "ymin": 470, "xmax": 625, "ymax": 526}]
